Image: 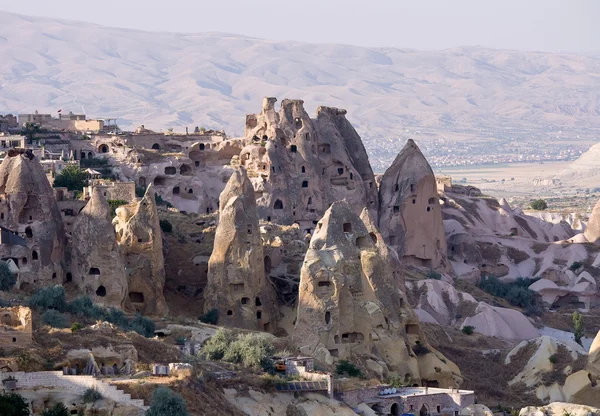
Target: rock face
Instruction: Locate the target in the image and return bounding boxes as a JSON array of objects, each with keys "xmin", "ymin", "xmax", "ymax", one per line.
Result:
[
  {"xmin": 378, "ymin": 139, "xmax": 449, "ymax": 271},
  {"xmin": 0, "ymin": 150, "xmax": 65, "ymax": 286},
  {"xmin": 294, "ymin": 201, "xmax": 460, "ymax": 387},
  {"xmin": 71, "ymin": 187, "xmax": 127, "ymax": 307},
  {"xmin": 585, "ymin": 198, "xmax": 600, "ymax": 244},
  {"xmin": 113, "ymin": 185, "xmax": 167, "ymax": 315},
  {"xmin": 241, "ymin": 97, "xmax": 378, "ymax": 235},
  {"xmin": 204, "ymin": 160, "xmax": 278, "ymax": 331}
]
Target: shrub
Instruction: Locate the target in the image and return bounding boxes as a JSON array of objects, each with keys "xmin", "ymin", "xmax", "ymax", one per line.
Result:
[
  {"xmin": 107, "ymin": 199, "xmax": 128, "ymax": 216},
  {"xmin": 462, "ymin": 325, "xmax": 475, "ymax": 335},
  {"xmin": 412, "ymin": 341, "xmax": 431, "ymax": 356},
  {"xmin": 202, "ymin": 328, "xmax": 235, "ymax": 361},
  {"xmin": 335, "ymin": 360, "xmax": 361, "ymax": 378},
  {"xmin": 530, "ymin": 199, "xmax": 548, "ymax": 211},
  {"xmin": 223, "ymin": 333, "xmax": 275, "ymax": 370},
  {"xmin": 505, "ymin": 286, "xmax": 535, "ymax": 309},
  {"xmin": 0, "ymin": 261, "xmax": 16, "ymax": 291},
  {"xmin": 41, "ymin": 310, "xmax": 67, "ymax": 328},
  {"xmin": 129, "ymin": 313, "xmax": 156, "ymax": 337},
  {"xmin": 175, "ymin": 336, "xmax": 186, "ymax": 346},
  {"xmin": 573, "ymin": 311, "xmax": 584, "ymax": 346},
  {"xmin": 135, "ymin": 186, "xmax": 146, "ymax": 197},
  {"xmin": 199, "ymin": 308, "xmax": 218, "ymax": 325},
  {"xmin": 160, "ymin": 219, "xmax": 173, "ymax": 233},
  {"xmin": 82, "ymin": 388, "xmax": 102, "ymax": 403},
  {"xmin": 29, "ymin": 285, "xmax": 67, "ymax": 312},
  {"xmin": 71, "ymin": 322, "xmax": 83, "ymax": 333},
  {"xmin": 104, "ymin": 307, "xmax": 130, "ymax": 329},
  {"xmin": 0, "ymin": 391, "xmax": 30, "ymax": 416},
  {"xmin": 40, "ymin": 402, "xmax": 69, "ymax": 416},
  {"xmin": 53, "ymin": 165, "xmax": 88, "ymax": 191},
  {"xmin": 549, "ymin": 354, "xmax": 558, "ymax": 364},
  {"xmin": 569, "ymin": 262, "xmax": 583, "ymax": 272},
  {"xmin": 478, "ymin": 276, "xmax": 539, "ymax": 309},
  {"xmin": 146, "ymin": 387, "xmax": 189, "ymax": 416},
  {"xmin": 427, "ymin": 270, "xmax": 442, "ymax": 280},
  {"xmin": 67, "ymin": 296, "xmax": 104, "ymax": 319}
]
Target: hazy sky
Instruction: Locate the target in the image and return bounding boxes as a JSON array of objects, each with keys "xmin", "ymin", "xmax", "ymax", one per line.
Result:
[{"xmin": 0, "ymin": 0, "xmax": 598, "ymax": 52}]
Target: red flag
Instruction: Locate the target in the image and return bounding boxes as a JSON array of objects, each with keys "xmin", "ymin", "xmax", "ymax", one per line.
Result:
[{"xmin": 57, "ymin": 109, "xmax": 62, "ymax": 113}]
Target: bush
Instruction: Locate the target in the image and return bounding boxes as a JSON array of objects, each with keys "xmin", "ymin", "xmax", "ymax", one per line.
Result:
[
  {"xmin": 412, "ymin": 341, "xmax": 431, "ymax": 356},
  {"xmin": 462, "ymin": 325, "xmax": 475, "ymax": 335},
  {"xmin": 82, "ymin": 388, "xmax": 102, "ymax": 403},
  {"xmin": 104, "ymin": 307, "xmax": 130, "ymax": 329},
  {"xmin": 67, "ymin": 296, "xmax": 104, "ymax": 319},
  {"xmin": 505, "ymin": 286, "xmax": 535, "ymax": 309},
  {"xmin": 71, "ymin": 322, "xmax": 83, "ymax": 332},
  {"xmin": 175, "ymin": 336, "xmax": 186, "ymax": 346},
  {"xmin": 160, "ymin": 219, "xmax": 173, "ymax": 233},
  {"xmin": 223, "ymin": 333, "xmax": 275, "ymax": 370},
  {"xmin": 335, "ymin": 360, "xmax": 361, "ymax": 378},
  {"xmin": 135, "ymin": 186, "xmax": 146, "ymax": 197},
  {"xmin": 41, "ymin": 310, "xmax": 67, "ymax": 328},
  {"xmin": 107, "ymin": 199, "xmax": 128, "ymax": 216},
  {"xmin": 29, "ymin": 286, "xmax": 67, "ymax": 312},
  {"xmin": 199, "ymin": 308, "xmax": 218, "ymax": 325},
  {"xmin": 569, "ymin": 261, "xmax": 583, "ymax": 272},
  {"xmin": 427, "ymin": 270, "xmax": 442, "ymax": 280},
  {"xmin": 80, "ymin": 158, "xmax": 109, "ymax": 168},
  {"xmin": 0, "ymin": 391, "xmax": 30, "ymax": 416},
  {"xmin": 129, "ymin": 313, "xmax": 156, "ymax": 337},
  {"xmin": 146, "ymin": 387, "xmax": 189, "ymax": 416},
  {"xmin": 549, "ymin": 354, "xmax": 558, "ymax": 364},
  {"xmin": 53, "ymin": 165, "xmax": 88, "ymax": 191},
  {"xmin": 40, "ymin": 402, "xmax": 69, "ymax": 416},
  {"xmin": 202, "ymin": 328, "xmax": 235, "ymax": 361},
  {"xmin": 530, "ymin": 199, "xmax": 548, "ymax": 211},
  {"xmin": 478, "ymin": 276, "xmax": 539, "ymax": 309},
  {"xmin": 0, "ymin": 261, "xmax": 16, "ymax": 291},
  {"xmin": 573, "ymin": 311, "xmax": 584, "ymax": 346}
]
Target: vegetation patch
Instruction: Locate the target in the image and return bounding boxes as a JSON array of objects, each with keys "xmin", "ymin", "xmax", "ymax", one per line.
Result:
[{"xmin": 478, "ymin": 276, "xmax": 539, "ymax": 309}]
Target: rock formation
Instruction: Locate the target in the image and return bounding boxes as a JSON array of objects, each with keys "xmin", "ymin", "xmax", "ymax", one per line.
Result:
[
  {"xmin": 0, "ymin": 150, "xmax": 65, "ymax": 286},
  {"xmin": 204, "ymin": 159, "xmax": 278, "ymax": 331},
  {"xmin": 71, "ymin": 187, "xmax": 127, "ymax": 307},
  {"xmin": 113, "ymin": 185, "xmax": 168, "ymax": 315},
  {"xmin": 294, "ymin": 201, "xmax": 460, "ymax": 386},
  {"xmin": 241, "ymin": 97, "xmax": 378, "ymax": 235},
  {"xmin": 585, "ymin": 198, "xmax": 600, "ymax": 244},
  {"xmin": 378, "ymin": 139, "xmax": 449, "ymax": 271}
]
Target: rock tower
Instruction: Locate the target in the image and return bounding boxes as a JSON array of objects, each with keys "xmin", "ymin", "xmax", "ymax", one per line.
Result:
[
  {"xmin": 294, "ymin": 201, "xmax": 460, "ymax": 386},
  {"xmin": 585, "ymin": 198, "xmax": 600, "ymax": 244},
  {"xmin": 0, "ymin": 150, "xmax": 65, "ymax": 286},
  {"xmin": 240, "ymin": 97, "xmax": 378, "ymax": 236},
  {"xmin": 113, "ymin": 185, "xmax": 168, "ymax": 315},
  {"xmin": 379, "ymin": 139, "xmax": 449, "ymax": 271},
  {"xmin": 204, "ymin": 160, "xmax": 278, "ymax": 331},
  {"xmin": 71, "ymin": 187, "xmax": 127, "ymax": 307}
]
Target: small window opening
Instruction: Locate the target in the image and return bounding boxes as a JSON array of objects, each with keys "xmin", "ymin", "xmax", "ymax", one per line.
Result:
[
  {"xmin": 325, "ymin": 311, "xmax": 331, "ymax": 324},
  {"xmin": 96, "ymin": 286, "xmax": 106, "ymax": 297},
  {"xmin": 393, "ymin": 205, "xmax": 400, "ymax": 213},
  {"xmin": 343, "ymin": 223, "xmax": 352, "ymax": 233},
  {"xmin": 256, "ymin": 311, "xmax": 262, "ymax": 319},
  {"xmin": 255, "ymin": 297, "xmax": 262, "ymax": 306},
  {"xmin": 290, "ymin": 145, "xmax": 297, "ymax": 153},
  {"xmin": 302, "ymin": 181, "xmax": 308, "ymax": 188}
]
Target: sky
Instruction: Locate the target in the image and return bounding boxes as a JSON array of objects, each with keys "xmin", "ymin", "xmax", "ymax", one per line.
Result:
[{"xmin": 0, "ymin": 0, "xmax": 598, "ymax": 52}]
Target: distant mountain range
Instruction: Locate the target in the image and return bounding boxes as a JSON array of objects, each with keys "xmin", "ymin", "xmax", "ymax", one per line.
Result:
[{"xmin": 1, "ymin": 11, "xmax": 600, "ymax": 170}]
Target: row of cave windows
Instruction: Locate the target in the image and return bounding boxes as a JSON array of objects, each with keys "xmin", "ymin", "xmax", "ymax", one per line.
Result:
[{"xmin": 151, "ymin": 143, "xmax": 212, "ymax": 151}]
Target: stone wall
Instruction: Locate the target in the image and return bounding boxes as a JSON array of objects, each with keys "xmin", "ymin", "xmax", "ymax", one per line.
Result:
[{"xmin": 0, "ymin": 307, "xmax": 33, "ymax": 346}]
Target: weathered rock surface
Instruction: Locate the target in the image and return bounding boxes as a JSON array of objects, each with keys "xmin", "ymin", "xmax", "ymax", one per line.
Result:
[
  {"xmin": 585, "ymin": 198, "xmax": 600, "ymax": 244},
  {"xmin": 71, "ymin": 187, "xmax": 127, "ymax": 307},
  {"xmin": 520, "ymin": 402, "xmax": 600, "ymax": 416},
  {"xmin": 378, "ymin": 139, "xmax": 449, "ymax": 271},
  {"xmin": 242, "ymin": 97, "xmax": 378, "ymax": 234},
  {"xmin": 204, "ymin": 160, "xmax": 278, "ymax": 331},
  {"xmin": 0, "ymin": 150, "xmax": 65, "ymax": 286},
  {"xmin": 294, "ymin": 201, "xmax": 460, "ymax": 387},
  {"xmin": 113, "ymin": 185, "xmax": 167, "ymax": 315}
]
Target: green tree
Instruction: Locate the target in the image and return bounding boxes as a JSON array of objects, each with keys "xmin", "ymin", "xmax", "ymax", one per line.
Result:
[
  {"xmin": 53, "ymin": 165, "xmax": 88, "ymax": 191},
  {"xmin": 41, "ymin": 310, "xmax": 67, "ymax": 328},
  {"xmin": 573, "ymin": 310, "xmax": 584, "ymax": 346},
  {"xmin": 40, "ymin": 403, "xmax": 69, "ymax": 416},
  {"xmin": 530, "ymin": 199, "xmax": 548, "ymax": 211},
  {"xmin": 23, "ymin": 122, "xmax": 40, "ymax": 142},
  {"xmin": 0, "ymin": 261, "xmax": 16, "ymax": 291},
  {"xmin": 29, "ymin": 286, "xmax": 67, "ymax": 312},
  {"xmin": 0, "ymin": 391, "xmax": 30, "ymax": 416},
  {"xmin": 107, "ymin": 199, "xmax": 128, "ymax": 216},
  {"xmin": 335, "ymin": 360, "xmax": 362, "ymax": 378},
  {"xmin": 146, "ymin": 387, "xmax": 189, "ymax": 416}
]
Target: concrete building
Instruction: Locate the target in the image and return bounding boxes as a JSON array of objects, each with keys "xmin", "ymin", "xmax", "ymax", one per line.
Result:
[
  {"xmin": 18, "ymin": 111, "xmax": 107, "ymax": 133},
  {"xmin": 0, "ymin": 135, "xmax": 26, "ymax": 151}
]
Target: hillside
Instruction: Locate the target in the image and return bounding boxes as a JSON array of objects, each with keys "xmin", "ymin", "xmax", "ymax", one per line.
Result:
[{"xmin": 1, "ymin": 11, "xmax": 600, "ymax": 170}]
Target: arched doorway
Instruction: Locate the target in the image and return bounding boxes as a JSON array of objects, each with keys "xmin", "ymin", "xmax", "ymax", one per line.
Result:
[
  {"xmin": 151, "ymin": 143, "xmax": 160, "ymax": 150},
  {"xmin": 420, "ymin": 403, "xmax": 430, "ymax": 416},
  {"xmin": 391, "ymin": 403, "xmax": 400, "ymax": 416}
]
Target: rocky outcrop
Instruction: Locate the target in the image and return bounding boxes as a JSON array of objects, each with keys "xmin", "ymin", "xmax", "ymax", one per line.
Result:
[
  {"xmin": 378, "ymin": 139, "xmax": 449, "ymax": 271},
  {"xmin": 113, "ymin": 185, "xmax": 167, "ymax": 315},
  {"xmin": 294, "ymin": 201, "xmax": 460, "ymax": 387},
  {"xmin": 204, "ymin": 159, "xmax": 278, "ymax": 331},
  {"xmin": 71, "ymin": 187, "xmax": 127, "ymax": 307},
  {"xmin": 0, "ymin": 150, "xmax": 65, "ymax": 286},
  {"xmin": 585, "ymin": 198, "xmax": 600, "ymax": 244},
  {"xmin": 241, "ymin": 97, "xmax": 378, "ymax": 235}
]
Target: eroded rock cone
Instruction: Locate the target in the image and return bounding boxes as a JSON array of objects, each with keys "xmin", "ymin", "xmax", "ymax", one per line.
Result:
[
  {"xmin": 294, "ymin": 201, "xmax": 461, "ymax": 386},
  {"xmin": 204, "ymin": 162, "xmax": 278, "ymax": 331},
  {"xmin": 379, "ymin": 139, "xmax": 449, "ymax": 271},
  {"xmin": 72, "ymin": 187, "xmax": 127, "ymax": 307},
  {"xmin": 0, "ymin": 151, "xmax": 65, "ymax": 285},
  {"xmin": 585, "ymin": 198, "xmax": 600, "ymax": 244},
  {"xmin": 113, "ymin": 184, "xmax": 168, "ymax": 315}
]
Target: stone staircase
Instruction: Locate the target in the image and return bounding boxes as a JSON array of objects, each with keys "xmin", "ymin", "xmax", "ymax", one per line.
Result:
[{"xmin": 9, "ymin": 371, "xmax": 148, "ymax": 410}]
